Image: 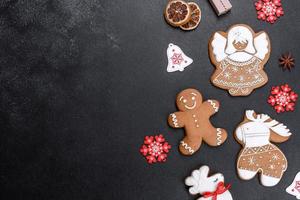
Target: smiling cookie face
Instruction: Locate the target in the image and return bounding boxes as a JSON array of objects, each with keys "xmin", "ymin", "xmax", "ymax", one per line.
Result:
[{"xmin": 176, "ymin": 89, "xmax": 202, "ymax": 111}]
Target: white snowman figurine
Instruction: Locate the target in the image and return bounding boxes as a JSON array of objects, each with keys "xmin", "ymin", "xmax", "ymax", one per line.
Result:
[{"xmin": 185, "ymin": 165, "xmax": 233, "ymax": 200}]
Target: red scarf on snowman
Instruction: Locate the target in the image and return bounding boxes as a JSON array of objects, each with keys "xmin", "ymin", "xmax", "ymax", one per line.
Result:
[{"xmin": 202, "ymin": 182, "xmax": 231, "ymax": 200}]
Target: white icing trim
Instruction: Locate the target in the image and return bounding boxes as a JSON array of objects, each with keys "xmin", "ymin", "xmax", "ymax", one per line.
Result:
[
  {"xmin": 254, "ymin": 32, "xmax": 269, "ymax": 60},
  {"xmin": 171, "ymin": 113, "xmax": 179, "ymax": 127},
  {"xmin": 184, "ymin": 102, "xmax": 197, "ymax": 110},
  {"xmin": 216, "ymin": 128, "xmax": 222, "ymax": 145},
  {"xmin": 180, "ymin": 141, "xmax": 195, "ymax": 154},
  {"xmin": 260, "ymin": 175, "xmax": 281, "ymax": 187},
  {"xmin": 207, "ymin": 100, "xmax": 219, "ymax": 112},
  {"xmin": 228, "ymin": 52, "xmax": 254, "ymax": 62},
  {"xmin": 245, "ymin": 110, "xmax": 292, "ymax": 137},
  {"xmin": 225, "ymin": 26, "xmax": 256, "ymax": 55},
  {"xmin": 211, "ymin": 25, "xmax": 270, "ymax": 64},
  {"xmin": 212, "ymin": 32, "xmax": 227, "ymax": 62}
]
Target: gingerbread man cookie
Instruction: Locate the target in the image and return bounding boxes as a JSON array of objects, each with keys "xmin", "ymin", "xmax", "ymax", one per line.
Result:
[
  {"xmin": 235, "ymin": 110, "xmax": 291, "ymax": 187},
  {"xmin": 168, "ymin": 88, "xmax": 227, "ymax": 155},
  {"xmin": 209, "ymin": 24, "xmax": 271, "ymax": 96}
]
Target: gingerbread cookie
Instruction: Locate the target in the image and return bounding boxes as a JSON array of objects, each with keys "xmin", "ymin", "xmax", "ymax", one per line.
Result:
[
  {"xmin": 209, "ymin": 24, "xmax": 271, "ymax": 96},
  {"xmin": 235, "ymin": 110, "xmax": 291, "ymax": 187},
  {"xmin": 185, "ymin": 165, "xmax": 233, "ymax": 200},
  {"xmin": 168, "ymin": 88, "xmax": 227, "ymax": 155}
]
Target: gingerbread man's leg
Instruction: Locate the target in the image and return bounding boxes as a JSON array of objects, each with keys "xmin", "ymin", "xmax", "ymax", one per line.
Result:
[
  {"xmin": 201, "ymin": 99, "xmax": 228, "ymax": 146},
  {"xmin": 202, "ymin": 128, "xmax": 228, "ymax": 146},
  {"xmin": 179, "ymin": 136, "xmax": 202, "ymax": 156}
]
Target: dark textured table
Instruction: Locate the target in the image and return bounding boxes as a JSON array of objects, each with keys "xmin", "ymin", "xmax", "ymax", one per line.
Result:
[{"xmin": 1, "ymin": 0, "xmax": 299, "ymax": 199}]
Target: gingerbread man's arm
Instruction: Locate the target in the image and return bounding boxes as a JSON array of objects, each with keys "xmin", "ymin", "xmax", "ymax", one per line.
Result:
[
  {"xmin": 168, "ymin": 112, "xmax": 186, "ymax": 128},
  {"xmin": 202, "ymin": 99, "xmax": 220, "ymax": 116}
]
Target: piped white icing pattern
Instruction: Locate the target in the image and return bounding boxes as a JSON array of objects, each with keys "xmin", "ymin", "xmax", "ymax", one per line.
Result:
[
  {"xmin": 208, "ymin": 99, "xmax": 219, "ymax": 112},
  {"xmin": 180, "ymin": 141, "xmax": 195, "ymax": 154},
  {"xmin": 254, "ymin": 32, "xmax": 269, "ymax": 60},
  {"xmin": 235, "ymin": 110, "xmax": 290, "ymax": 187},
  {"xmin": 211, "ymin": 25, "xmax": 269, "ymax": 63},
  {"xmin": 216, "ymin": 128, "xmax": 222, "ymax": 145},
  {"xmin": 210, "ymin": 25, "xmax": 270, "ymax": 96},
  {"xmin": 171, "ymin": 113, "xmax": 179, "ymax": 127},
  {"xmin": 185, "ymin": 166, "xmax": 233, "ymax": 200},
  {"xmin": 167, "ymin": 43, "xmax": 193, "ymax": 72},
  {"xmin": 245, "ymin": 110, "xmax": 291, "ymax": 137},
  {"xmin": 286, "ymin": 172, "xmax": 300, "ymax": 199}
]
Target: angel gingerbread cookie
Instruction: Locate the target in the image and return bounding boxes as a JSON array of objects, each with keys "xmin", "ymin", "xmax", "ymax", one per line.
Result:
[
  {"xmin": 168, "ymin": 88, "xmax": 227, "ymax": 156},
  {"xmin": 209, "ymin": 24, "xmax": 271, "ymax": 96},
  {"xmin": 235, "ymin": 110, "xmax": 291, "ymax": 187}
]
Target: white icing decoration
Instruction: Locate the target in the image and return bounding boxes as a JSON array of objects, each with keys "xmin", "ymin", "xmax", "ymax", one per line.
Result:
[
  {"xmin": 171, "ymin": 113, "xmax": 179, "ymax": 127},
  {"xmin": 226, "ymin": 26, "xmax": 256, "ymax": 55},
  {"xmin": 180, "ymin": 141, "xmax": 195, "ymax": 154},
  {"xmin": 208, "ymin": 99, "xmax": 219, "ymax": 112},
  {"xmin": 216, "ymin": 128, "xmax": 222, "ymax": 145},
  {"xmin": 236, "ymin": 110, "xmax": 290, "ymax": 187},
  {"xmin": 184, "ymin": 101, "xmax": 196, "ymax": 110},
  {"xmin": 286, "ymin": 172, "xmax": 300, "ymax": 199},
  {"xmin": 211, "ymin": 25, "xmax": 270, "ymax": 63},
  {"xmin": 260, "ymin": 175, "xmax": 281, "ymax": 187},
  {"xmin": 185, "ymin": 166, "xmax": 233, "ymax": 200},
  {"xmin": 236, "ymin": 110, "xmax": 289, "ymax": 147},
  {"xmin": 212, "ymin": 33, "xmax": 227, "ymax": 62},
  {"xmin": 244, "ymin": 110, "xmax": 292, "ymax": 137},
  {"xmin": 211, "ymin": 27, "xmax": 269, "ymax": 95},
  {"xmin": 167, "ymin": 43, "xmax": 193, "ymax": 72},
  {"xmin": 254, "ymin": 32, "xmax": 269, "ymax": 60}
]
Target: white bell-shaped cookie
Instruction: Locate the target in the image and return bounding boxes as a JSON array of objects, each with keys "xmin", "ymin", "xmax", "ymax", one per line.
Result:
[
  {"xmin": 286, "ymin": 172, "xmax": 300, "ymax": 199},
  {"xmin": 167, "ymin": 43, "xmax": 193, "ymax": 72}
]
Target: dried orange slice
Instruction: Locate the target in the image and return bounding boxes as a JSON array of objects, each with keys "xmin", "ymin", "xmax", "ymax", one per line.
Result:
[
  {"xmin": 180, "ymin": 2, "xmax": 201, "ymax": 31},
  {"xmin": 164, "ymin": 0, "xmax": 191, "ymax": 27}
]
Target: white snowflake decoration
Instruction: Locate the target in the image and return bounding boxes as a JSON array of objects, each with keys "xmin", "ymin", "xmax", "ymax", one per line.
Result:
[{"xmin": 248, "ymin": 156, "xmax": 255, "ymax": 165}]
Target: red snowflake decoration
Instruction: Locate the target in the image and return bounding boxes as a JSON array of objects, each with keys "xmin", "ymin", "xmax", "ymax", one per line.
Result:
[
  {"xmin": 268, "ymin": 84, "xmax": 298, "ymax": 113},
  {"xmin": 255, "ymin": 0, "xmax": 284, "ymax": 24},
  {"xmin": 171, "ymin": 53, "xmax": 184, "ymax": 65},
  {"xmin": 140, "ymin": 134, "xmax": 171, "ymax": 164}
]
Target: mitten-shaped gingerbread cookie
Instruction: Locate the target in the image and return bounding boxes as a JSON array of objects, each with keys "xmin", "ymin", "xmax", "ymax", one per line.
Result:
[{"xmin": 168, "ymin": 88, "xmax": 227, "ymax": 155}]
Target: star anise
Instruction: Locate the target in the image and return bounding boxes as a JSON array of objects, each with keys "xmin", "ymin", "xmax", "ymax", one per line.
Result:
[{"xmin": 279, "ymin": 53, "xmax": 295, "ymax": 70}]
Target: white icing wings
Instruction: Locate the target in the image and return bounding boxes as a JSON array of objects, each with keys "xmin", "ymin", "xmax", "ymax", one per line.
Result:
[
  {"xmin": 211, "ymin": 30, "xmax": 270, "ymax": 62},
  {"xmin": 211, "ymin": 32, "xmax": 227, "ymax": 62},
  {"xmin": 254, "ymin": 32, "xmax": 270, "ymax": 60}
]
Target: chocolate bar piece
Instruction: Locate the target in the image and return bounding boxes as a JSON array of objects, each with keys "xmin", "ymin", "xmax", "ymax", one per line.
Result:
[{"xmin": 209, "ymin": 0, "xmax": 232, "ymax": 16}]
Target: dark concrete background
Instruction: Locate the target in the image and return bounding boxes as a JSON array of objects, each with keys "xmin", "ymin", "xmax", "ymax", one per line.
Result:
[{"xmin": 0, "ymin": 0, "xmax": 299, "ymax": 199}]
